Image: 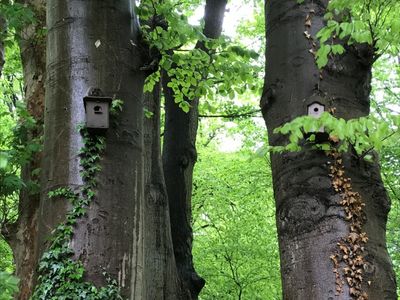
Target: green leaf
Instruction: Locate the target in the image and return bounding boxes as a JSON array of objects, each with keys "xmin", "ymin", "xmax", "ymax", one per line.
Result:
[
  {"xmin": 331, "ymin": 44, "xmax": 345, "ymax": 55},
  {"xmin": 339, "ymin": 22, "xmax": 353, "ymax": 38},
  {"xmin": 0, "ymin": 152, "xmax": 8, "ymax": 169},
  {"xmin": 316, "ymin": 44, "xmax": 331, "ymax": 68},
  {"xmin": 144, "ymin": 108, "xmax": 154, "ymax": 119},
  {"xmin": 179, "ymin": 101, "xmax": 190, "ymax": 113},
  {"xmin": 111, "ymin": 99, "xmax": 124, "ymax": 112},
  {"xmin": 316, "ymin": 24, "xmax": 336, "ymax": 43},
  {"xmin": 319, "ymin": 143, "xmax": 331, "ymax": 151}
]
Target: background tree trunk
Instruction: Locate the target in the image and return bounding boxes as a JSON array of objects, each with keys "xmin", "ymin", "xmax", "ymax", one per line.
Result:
[
  {"xmin": 0, "ymin": 16, "xmax": 5, "ymax": 78},
  {"xmin": 162, "ymin": 1, "xmax": 227, "ymax": 297},
  {"xmin": 143, "ymin": 83, "xmax": 190, "ymax": 299},
  {"xmin": 261, "ymin": 0, "xmax": 397, "ymax": 299},
  {"xmin": 0, "ymin": 1, "xmax": 46, "ymax": 299},
  {"xmin": 37, "ymin": 0, "xmax": 145, "ymax": 298}
]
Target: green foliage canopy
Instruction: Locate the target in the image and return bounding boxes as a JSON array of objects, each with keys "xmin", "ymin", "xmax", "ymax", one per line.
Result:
[{"xmin": 192, "ymin": 150, "xmax": 281, "ymax": 299}]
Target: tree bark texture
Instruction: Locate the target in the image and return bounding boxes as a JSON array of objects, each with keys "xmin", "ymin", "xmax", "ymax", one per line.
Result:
[
  {"xmin": 38, "ymin": 0, "xmax": 145, "ymax": 298},
  {"xmin": 0, "ymin": 1, "xmax": 46, "ymax": 299},
  {"xmin": 162, "ymin": 1, "xmax": 227, "ymax": 297},
  {"xmin": 261, "ymin": 0, "xmax": 397, "ymax": 299},
  {"xmin": 143, "ymin": 83, "xmax": 190, "ymax": 299}
]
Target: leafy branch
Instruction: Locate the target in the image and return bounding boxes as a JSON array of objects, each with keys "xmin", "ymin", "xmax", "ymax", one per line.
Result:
[
  {"xmin": 138, "ymin": 0, "xmax": 261, "ymax": 112},
  {"xmin": 270, "ymin": 112, "xmax": 399, "ymax": 159},
  {"xmin": 310, "ymin": 0, "xmax": 400, "ymax": 68}
]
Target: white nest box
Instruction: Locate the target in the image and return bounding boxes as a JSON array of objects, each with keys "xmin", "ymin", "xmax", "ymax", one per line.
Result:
[
  {"xmin": 307, "ymin": 102, "xmax": 325, "ymax": 132},
  {"xmin": 308, "ymin": 102, "xmax": 325, "ymax": 118}
]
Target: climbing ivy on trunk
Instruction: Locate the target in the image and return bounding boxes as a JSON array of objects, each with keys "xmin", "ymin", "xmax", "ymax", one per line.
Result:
[{"xmin": 32, "ymin": 127, "xmax": 122, "ymax": 300}]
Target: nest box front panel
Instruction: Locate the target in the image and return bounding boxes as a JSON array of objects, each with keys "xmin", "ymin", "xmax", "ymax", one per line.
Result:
[{"xmin": 85, "ymin": 101, "xmax": 110, "ymax": 129}]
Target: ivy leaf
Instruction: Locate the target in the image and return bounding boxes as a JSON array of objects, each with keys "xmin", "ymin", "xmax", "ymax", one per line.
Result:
[
  {"xmin": 144, "ymin": 108, "xmax": 154, "ymax": 119},
  {"xmin": 111, "ymin": 99, "xmax": 124, "ymax": 113}
]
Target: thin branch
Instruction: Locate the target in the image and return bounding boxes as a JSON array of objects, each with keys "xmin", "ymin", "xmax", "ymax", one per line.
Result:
[
  {"xmin": 383, "ymin": 85, "xmax": 400, "ymax": 101},
  {"xmin": 359, "ymin": 130, "xmax": 397, "ymax": 160},
  {"xmin": 382, "ymin": 172, "xmax": 400, "ymax": 202},
  {"xmin": 199, "ymin": 109, "xmax": 262, "ymax": 119}
]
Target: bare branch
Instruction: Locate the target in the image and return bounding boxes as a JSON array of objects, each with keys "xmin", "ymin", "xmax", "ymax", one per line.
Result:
[{"xmin": 199, "ymin": 109, "xmax": 262, "ymax": 119}]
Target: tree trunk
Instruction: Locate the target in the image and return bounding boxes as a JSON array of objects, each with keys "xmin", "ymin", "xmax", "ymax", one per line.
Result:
[
  {"xmin": 0, "ymin": 1, "xmax": 46, "ymax": 299},
  {"xmin": 0, "ymin": 16, "xmax": 5, "ymax": 78},
  {"xmin": 36, "ymin": 0, "xmax": 145, "ymax": 298},
  {"xmin": 143, "ymin": 83, "xmax": 190, "ymax": 299},
  {"xmin": 261, "ymin": 0, "xmax": 397, "ymax": 299},
  {"xmin": 162, "ymin": 1, "xmax": 227, "ymax": 297}
]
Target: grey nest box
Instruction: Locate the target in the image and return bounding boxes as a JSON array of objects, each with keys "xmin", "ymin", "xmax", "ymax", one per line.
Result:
[{"xmin": 83, "ymin": 87, "xmax": 112, "ymax": 129}]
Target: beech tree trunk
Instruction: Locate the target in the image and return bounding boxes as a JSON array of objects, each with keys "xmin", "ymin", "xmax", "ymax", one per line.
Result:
[
  {"xmin": 162, "ymin": 1, "xmax": 227, "ymax": 297},
  {"xmin": 0, "ymin": 1, "xmax": 46, "ymax": 299},
  {"xmin": 37, "ymin": 0, "xmax": 145, "ymax": 298},
  {"xmin": 143, "ymin": 83, "xmax": 190, "ymax": 299},
  {"xmin": 261, "ymin": 0, "xmax": 397, "ymax": 299}
]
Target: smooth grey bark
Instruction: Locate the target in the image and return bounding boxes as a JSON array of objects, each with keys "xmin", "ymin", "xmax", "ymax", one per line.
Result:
[
  {"xmin": 0, "ymin": 1, "xmax": 46, "ymax": 299},
  {"xmin": 37, "ymin": 0, "xmax": 145, "ymax": 298},
  {"xmin": 162, "ymin": 0, "xmax": 227, "ymax": 298},
  {"xmin": 143, "ymin": 83, "xmax": 190, "ymax": 299},
  {"xmin": 261, "ymin": 0, "xmax": 397, "ymax": 299}
]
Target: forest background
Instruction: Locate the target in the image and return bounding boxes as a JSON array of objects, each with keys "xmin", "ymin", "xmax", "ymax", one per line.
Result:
[{"xmin": 0, "ymin": 0, "xmax": 399, "ymax": 299}]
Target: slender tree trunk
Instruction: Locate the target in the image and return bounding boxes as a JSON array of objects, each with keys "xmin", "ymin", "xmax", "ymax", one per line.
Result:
[
  {"xmin": 162, "ymin": 73, "xmax": 201, "ymax": 297},
  {"xmin": 37, "ymin": 0, "xmax": 145, "ymax": 298},
  {"xmin": 261, "ymin": 0, "xmax": 397, "ymax": 299},
  {"xmin": 162, "ymin": 1, "xmax": 227, "ymax": 297},
  {"xmin": 17, "ymin": 0, "xmax": 46, "ymax": 122},
  {"xmin": 143, "ymin": 83, "xmax": 190, "ymax": 299},
  {"xmin": 0, "ymin": 16, "xmax": 5, "ymax": 78},
  {"xmin": 0, "ymin": 1, "xmax": 46, "ymax": 299}
]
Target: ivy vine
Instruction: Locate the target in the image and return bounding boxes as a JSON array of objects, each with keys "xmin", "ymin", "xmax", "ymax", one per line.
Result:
[
  {"xmin": 32, "ymin": 126, "xmax": 122, "ymax": 300},
  {"xmin": 269, "ymin": 109, "xmax": 397, "ymax": 299},
  {"xmin": 328, "ymin": 149, "xmax": 368, "ymax": 300}
]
